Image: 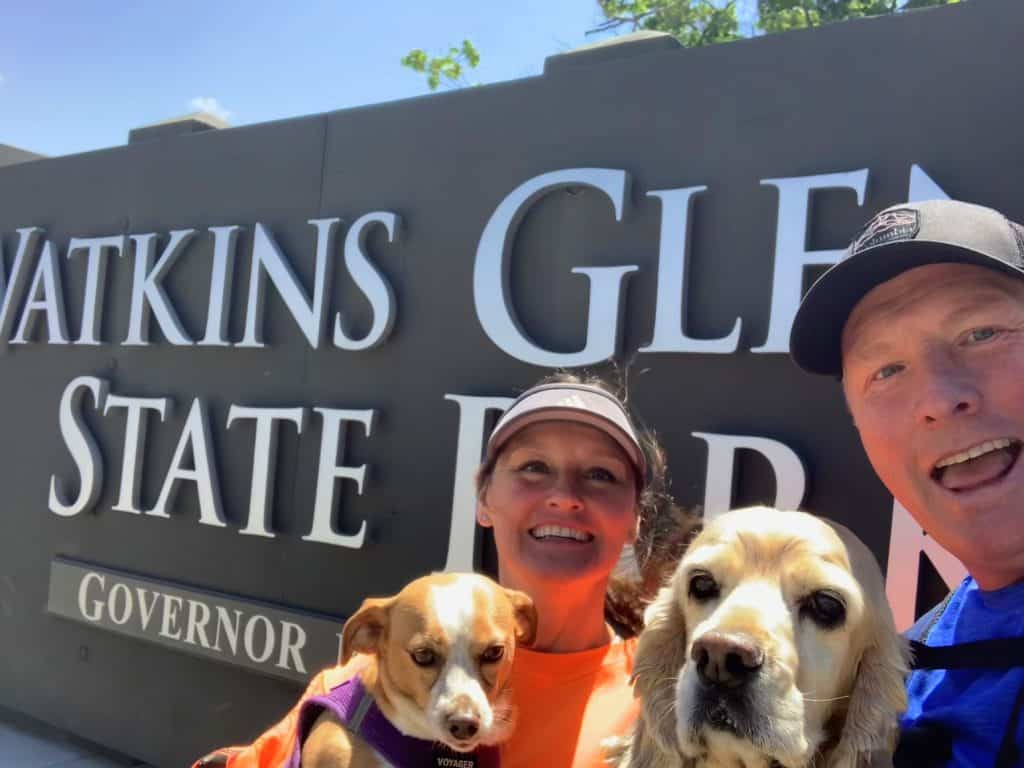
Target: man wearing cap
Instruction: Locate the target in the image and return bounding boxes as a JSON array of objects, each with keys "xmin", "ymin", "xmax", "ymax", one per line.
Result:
[{"xmin": 790, "ymin": 199, "xmax": 1024, "ymax": 766}]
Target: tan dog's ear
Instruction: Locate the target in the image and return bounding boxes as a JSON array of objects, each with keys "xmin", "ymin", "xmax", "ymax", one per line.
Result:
[
  {"xmin": 830, "ymin": 615, "xmax": 911, "ymax": 766},
  {"xmin": 503, "ymin": 587, "xmax": 537, "ymax": 647},
  {"xmin": 340, "ymin": 597, "xmax": 392, "ymax": 664},
  {"xmin": 631, "ymin": 579, "xmax": 688, "ymax": 758}
]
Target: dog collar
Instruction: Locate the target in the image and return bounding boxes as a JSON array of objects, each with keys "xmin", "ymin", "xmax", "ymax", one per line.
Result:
[{"xmin": 290, "ymin": 675, "xmax": 501, "ymax": 768}]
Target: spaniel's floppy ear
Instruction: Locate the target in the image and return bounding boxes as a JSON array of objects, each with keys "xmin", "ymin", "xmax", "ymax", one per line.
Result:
[
  {"xmin": 829, "ymin": 608, "xmax": 910, "ymax": 766},
  {"xmin": 630, "ymin": 577, "xmax": 689, "ymax": 759},
  {"xmin": 340, "ymin": 596, "xmax": 393, "ymax": 664}
]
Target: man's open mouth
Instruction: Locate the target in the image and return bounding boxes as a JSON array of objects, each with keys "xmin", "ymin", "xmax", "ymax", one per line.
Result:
[
  {"xmin": 529, "ymin": 525, "xmax": 593, "ymax": 542},
  {"xmin": 931, "ymin": 438, "xmax": 1022, "ymax": 491}
]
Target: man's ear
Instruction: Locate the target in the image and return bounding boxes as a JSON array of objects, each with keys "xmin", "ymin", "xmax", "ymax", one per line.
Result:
[
  {"xmin": 502, "ymin": 587, "xmax": 537, "ymax": 647},
  {"xmin": 340, "ymin": 596, "xmax": 393, "ymax": 664}
]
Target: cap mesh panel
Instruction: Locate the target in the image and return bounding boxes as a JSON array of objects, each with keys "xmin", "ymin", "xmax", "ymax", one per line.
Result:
[{"xmin": 1010, "ymin": 220, "xmax": 1024, "ymax": 266}]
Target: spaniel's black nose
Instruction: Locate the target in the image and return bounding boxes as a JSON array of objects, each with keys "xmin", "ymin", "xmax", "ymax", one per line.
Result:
[{"xmin": 692, "ymin": 631, "xmax": 764, "ymax": 688}]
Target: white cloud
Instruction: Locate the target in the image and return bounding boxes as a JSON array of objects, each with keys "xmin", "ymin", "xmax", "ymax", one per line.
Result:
[
  {"xmin": 0, "ymin": 74, "xmax": 5, "ymax": 85},
  {"xmin": 188, "ymin": 96, "xmax": 230, "ymax": 122}
]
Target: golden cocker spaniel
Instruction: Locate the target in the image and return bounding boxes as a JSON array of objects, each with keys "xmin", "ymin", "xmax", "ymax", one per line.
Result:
[{"xmin": 617, "ymin": 507, "xmax": 910, "ymax": 768}]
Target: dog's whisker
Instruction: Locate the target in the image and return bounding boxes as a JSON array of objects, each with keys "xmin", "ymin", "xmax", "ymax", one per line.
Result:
[{"xmin": 801, "ymin": 694, "xmax": 851, "ymax": 703}]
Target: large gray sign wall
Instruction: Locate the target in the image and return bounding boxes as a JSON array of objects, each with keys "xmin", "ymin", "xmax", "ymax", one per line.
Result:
[{"xmin": 0, "ymin": 1, "xmax": 1019, "ymax": 765}]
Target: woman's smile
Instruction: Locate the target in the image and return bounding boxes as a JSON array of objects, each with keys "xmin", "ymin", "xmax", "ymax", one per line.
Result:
[{"xmin": 478, "ymin": 420, "xmax": 638, "ymax": 589}]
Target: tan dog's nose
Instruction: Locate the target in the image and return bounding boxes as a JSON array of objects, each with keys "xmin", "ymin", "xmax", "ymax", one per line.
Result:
[
  {"xmin": 447, "ymin": 715, "xmax": 480, "ymax": 741},
  {"xmin": 691, "ymin": 631, "xmax": 764, "ymax": 688}
]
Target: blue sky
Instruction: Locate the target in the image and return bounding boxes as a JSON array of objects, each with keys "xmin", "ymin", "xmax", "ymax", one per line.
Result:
[{"xmin": 1, "ymin": 1, "xmax": 757, "ymax": 158}]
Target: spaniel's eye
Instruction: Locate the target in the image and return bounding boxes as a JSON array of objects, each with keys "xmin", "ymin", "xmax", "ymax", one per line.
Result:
[
  {"xmin": 410, "ymin": 648, "xmax": 437, "ymax": 666},
  {"xmin": 480, "ymin": 645, "xmax": 505, "ymax": 664},
  {"xmin": 802, "ymin": 591, "xmax": 846, "ymax": 629},
  {"xmin": 688, "ymin": 572, "xmax": 719, "ymax": 601}
]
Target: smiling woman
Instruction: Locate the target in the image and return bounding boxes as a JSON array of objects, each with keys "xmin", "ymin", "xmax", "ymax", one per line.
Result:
[{"xmin": 193, "ymin": 372, "xmax": 696, "ymax": 768}]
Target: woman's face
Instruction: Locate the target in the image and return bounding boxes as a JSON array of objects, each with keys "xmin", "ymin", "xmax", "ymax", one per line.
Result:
[{"xmin": 477, "ymin": 421, "xmax": 639, "ymax": 593}]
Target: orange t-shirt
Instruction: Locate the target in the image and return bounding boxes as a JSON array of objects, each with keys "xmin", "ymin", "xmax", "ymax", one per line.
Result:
[
  {"xmin": 499, "ymin": 638, "xmax": 639, "ymax": 768},
  {"xmin": 200, "ymin": 638, "xmax": 638, "ymax": 768}
]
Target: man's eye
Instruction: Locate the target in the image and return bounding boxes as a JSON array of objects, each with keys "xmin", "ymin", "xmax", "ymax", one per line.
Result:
[
  {"xmin": 871, "ymin": 363, "xmax": 904, "ymax": 381},
  {"xmin": 966, "ymin": 327, "xmax": 998, "ymax": 344}
]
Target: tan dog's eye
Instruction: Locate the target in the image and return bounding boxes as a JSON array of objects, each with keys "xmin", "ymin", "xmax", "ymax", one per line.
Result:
[
  {"xmin": 801, "ymin": 590, "xmax": 846, "ymax": 629},
  {"xmin": 688, "ymin": 572, "xmax": 720, "ymax": 602},
  {"xmin": 410, "ymin": 648, "xmax": 438, "ymax": 666},
  {"xmin": 480, "ymin": 645, "xmax": 505, "ymax": 663}
]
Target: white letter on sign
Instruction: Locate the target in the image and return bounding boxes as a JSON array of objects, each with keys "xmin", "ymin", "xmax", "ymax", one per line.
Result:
[
  {"xmin": 67, "ymin": 235, "xmax": 126, "ymax": 345},
  {"xmin": 334, "ymin": 212, "xmax": 400, "ymax": 351},
  {"xmin": 753, "ymin": 170, "xmax": 868, "ymax": 353},
  {"xmin": 199, "ymin": 225, "xmax": 242, "ymax": 347},
  {"xmin": 303, "ymin": 409, "xmax": 375, "ymax": 548},
  {"xmin": 104, "ymin": 394, "xmax": 171, "ymax": 515},
  {"xmin": 149, "ymin": 398, "xmax": 226, "ymax": 527},
  {"xmin": 907, "ymin": 164, "xmax": 952, "ymax": 203},
  {"xmin": 239, "ymin": 220, "xmax": 336, "ymax": 349},
  {"xmin": 0, "ymin": 227, "xmax": 43, "ymax": 345},
  {"xmin": 50, "ymin": 376, "xmax": 109, "ymax": 517},
  {"xmin": 474, "ymin": 169, "xmax": 638, "ymax": 367},
  {"xmin": 885, "ymin": 499, "xmax": 966, "ymax": 631},
  {"xmin": 640, "ymin": 186, "xmax": 741, "ymax": 354},
  {"xmin": 77, "ymin": 572, "xmax": 106, "ymax": 622},
  {"xmin": 442, "ymin": 394, "xmax": 514, "ymax": 572},
  {"xmin": 227, "ymin": 405, "xmax": 307, "ymax": 538},
  {"xmin": 693, "ymin": 432, "xmax": 807, "ymax": 520},
  {"xmin": 12, "ymin": 241, "xmax": 70, "ymax": 344},
  {"xmin": 124, "ymin": 230, "xmax": 195, "ymax": 345}
]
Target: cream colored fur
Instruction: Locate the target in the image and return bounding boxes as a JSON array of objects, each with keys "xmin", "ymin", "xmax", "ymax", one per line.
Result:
[{"xmin": 615, "ymin": 507, "xmax": 909, "ymax": 768}]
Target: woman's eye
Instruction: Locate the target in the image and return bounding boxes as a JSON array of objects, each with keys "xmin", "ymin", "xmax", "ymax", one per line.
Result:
[
  {"xmin": 871, "ymin": 362, "xmax": 904, "ymax": 382},
  {"xmin": 688, "ymin": 572, "xmax": 719, "ymax": 601},
  {"xmin": 410, "ymin": 648, "xmax": 437, "ymax": 666},
  {"xmin": 586, "ymin": 467, "xmax": 617, "ymax": 483},
  {"xmin": 966, "ymin": 327, "xmax": 998, "ymax": 344},
  {"xmin": 480, "ymin": 645, "xmax": 505, "ymax": 663},
  {"xmin": 518, "ymin": 460, "xmax": 548, "ymax": 475}
]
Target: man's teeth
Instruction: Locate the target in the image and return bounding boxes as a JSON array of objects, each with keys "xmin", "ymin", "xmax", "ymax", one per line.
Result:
[
  {"xmin": 935, "ymin": 438, "xmax": 1016, "ymax": 469},
  {"xmin": 530, "ymin": 525, "xmax": 591, "ymax": 542}
]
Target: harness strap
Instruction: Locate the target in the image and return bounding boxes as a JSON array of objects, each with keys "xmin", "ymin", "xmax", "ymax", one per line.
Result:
[
  {"xmin": 910, "ymin": 637, "xmax": 1024, "ymax": 670},
  {"xmin": 347, "ymin": 688, "xmax": 375, "ymax": 735}
]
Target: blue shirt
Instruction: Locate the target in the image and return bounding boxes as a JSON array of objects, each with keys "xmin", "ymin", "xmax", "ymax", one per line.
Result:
[{"xmin": 902, "ymin": 576, "xmax": 1024, "ymax": 767}]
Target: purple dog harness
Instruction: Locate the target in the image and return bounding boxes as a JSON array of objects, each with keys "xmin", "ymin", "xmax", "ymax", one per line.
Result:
[{"xmin": 288, "ymin": 675, "xmax": 500, "ymax": 768}]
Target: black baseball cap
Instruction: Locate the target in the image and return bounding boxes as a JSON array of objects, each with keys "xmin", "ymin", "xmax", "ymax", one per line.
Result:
[{"xmin": 790, "ymin": 199, "xmax": 1024, "ymax": 377}]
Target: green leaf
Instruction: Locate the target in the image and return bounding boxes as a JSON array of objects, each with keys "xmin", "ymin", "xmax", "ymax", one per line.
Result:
[{"xmin": 401, "ymin": 39, "xmax": 481, "ymax": 91}]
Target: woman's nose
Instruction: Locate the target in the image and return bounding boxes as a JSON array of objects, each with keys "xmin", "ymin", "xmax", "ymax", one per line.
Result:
[{"xmin": 546, "ymin": 477, "xmax": 584, "ymax": 511}]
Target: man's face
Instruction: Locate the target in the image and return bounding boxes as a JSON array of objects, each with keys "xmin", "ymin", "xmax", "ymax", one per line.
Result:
[{"xmin": 841, "ymin": 263, "xmax": 1024, "ymax": 589}]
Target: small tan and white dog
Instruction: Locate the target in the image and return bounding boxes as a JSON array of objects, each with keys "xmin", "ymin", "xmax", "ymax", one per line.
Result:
[
  {"xmin": 616, "ymin": 507, "xmax": 910, "ymax": 768},
  {"xmin": 299, "ymin": 572, "xmax": 536, "ymax": 768}
]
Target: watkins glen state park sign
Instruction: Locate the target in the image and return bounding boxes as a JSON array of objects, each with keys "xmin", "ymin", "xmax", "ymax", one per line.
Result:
[{"xmin": 0, "ymin": 1, "xmax": 1021, "ymax": 765}]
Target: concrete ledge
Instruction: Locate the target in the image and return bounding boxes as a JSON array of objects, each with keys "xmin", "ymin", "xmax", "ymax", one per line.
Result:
[{"xmin": 544, "ymin": 31, "xmax": 681, "ymax": 73}]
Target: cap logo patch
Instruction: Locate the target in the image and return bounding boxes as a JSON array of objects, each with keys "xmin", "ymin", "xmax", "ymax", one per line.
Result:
[{"xmin": 850, "ymin": 208, "xmax": 920, "ymax": 255}]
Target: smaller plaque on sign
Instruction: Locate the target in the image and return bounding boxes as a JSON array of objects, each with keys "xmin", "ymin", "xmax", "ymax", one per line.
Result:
[{"xmin": 46, "ymin": 557, "xmax": 345, "ymax": 683}]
